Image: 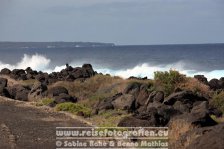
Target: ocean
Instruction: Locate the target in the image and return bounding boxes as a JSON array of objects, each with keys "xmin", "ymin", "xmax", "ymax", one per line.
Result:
[{"xmin": 0, "ymin": 42, "xmax": 224, "ymax": 80}]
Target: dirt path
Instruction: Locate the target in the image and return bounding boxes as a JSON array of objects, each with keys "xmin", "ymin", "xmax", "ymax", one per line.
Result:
[{"xmin": 0, "ymin": 96, "xmax": 89, "ymax": 149}]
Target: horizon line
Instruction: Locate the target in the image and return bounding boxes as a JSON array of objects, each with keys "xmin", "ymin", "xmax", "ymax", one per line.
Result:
[{"xmin": 0, "ymin": 41, "xmax": 224, "ymax": 46}]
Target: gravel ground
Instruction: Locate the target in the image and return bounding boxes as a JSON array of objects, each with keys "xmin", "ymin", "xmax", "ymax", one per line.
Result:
[{"xmin": 0, "ymin": 97, "xmax": 89, "ymax": 149}]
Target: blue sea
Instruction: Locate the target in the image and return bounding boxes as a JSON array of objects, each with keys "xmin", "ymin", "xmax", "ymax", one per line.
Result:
[{"xmin": 0, "ymin": 42, "xmax": 224, "ymax": 80}]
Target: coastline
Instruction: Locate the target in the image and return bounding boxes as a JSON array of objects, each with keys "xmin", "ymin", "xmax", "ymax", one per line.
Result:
[{"xmin": 0, "ymin": 64, "xmax": 224, "ymax": 148}]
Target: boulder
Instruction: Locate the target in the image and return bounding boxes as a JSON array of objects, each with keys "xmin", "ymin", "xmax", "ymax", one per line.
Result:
[
  {"xmin": 11, "ymin": 69, "xmax": 26, "ymax": 76},
  {"xmin": 123, "ymin": 82, "xmax": 141, "ymax": 96},
  {"xmin": 60, "ymin": 69, "xmax": 68, "ymax": 77},
  {"xmin": 208, "ymin": 107, "xmax": 223, "ymax": 117},
  {"xmin": 82, "ymin": 64, "xmax": 95, "ymax": 77},
  {"xmin": 169, "ymin": 110, "xmax": 218, "ymax": 149},
  {"xmin": 35, "ymin": 73, "xmax": 49, "ymax": 84},
  {"xmin": 28, "ymin": 82, "xmax": 48, "ymax": 101},
  {"xmin": 139, "ymin": 104, "xmax": 181, "ymax": 126},
  {"xmin": 191, "ymin": 101, "xmax": 209, "ymax": 113},
  {"xmin": 7, "ymin": 84, "xmax": 30, "ymax": 101},
  {"xmin": 186, "ymin": 123, "xmax": 224, "ymax": 149},
  {"xmin": 16, "ymin": 89, "xmax": 30, "ymax": 101},
  {"xmin": 194, "ymin": 75, "xmax": 208, "ymax": 85},
  {"xmin": 136, "ymin": 84, "xmax": 150, "ymax": 106},
  {"xmin": 19, "ymin": 73, "xmax": 27, "ymax": 80},
  {"xmin": 128, "ymin": 76, "xmax": 148, "ymax": 80},
  {"xmin": 173, "ymin": 101, "xmax": 191, "ymax": 113},
  {"xmin": 0, "ymin": 68, "xmax": 11, "ymax": 75},
  {"xmin": 25, "ymin": 67, "xmax": 33, "ymax": 74},
  {"xmin": 145, "ymin": 101, "xmax": 163, "ymax": 111},
  {"xmin": 169, "ymin": 102, "xmax": 217, "ymax": 130},
  {"xmin": 71, "ymin": 67, "xmax": 84, "ymax": 78},
  {"xmin": 163, "ymin": 90, "xmax": 207, "ymax": 105},
  {"xmin": 117, "ymin": 116, "xmax": 157, "ymax": 127},
  {"xmin": 9, "ymin": 69, "xmax": 26, "ymax": 80},
  {"xmin": 65, "ymin": 74, "xmax": 75, "ymax": 81},
  {"xmin": 169, "ymin": 121, "xmax": 224, "ymax": 149},
  {"xmin": 67, "ymin": 64, "xmax": 95, "ymax": 79},
  {"xmin": 219, "ymin": 77, "xmax": 224, "ymax": 89},
  {"xmin": 95, "ymin": 93, "xmax": 122, "ymax": 112},
  {"xmin": 0, "ymin": 78, "xmax": 8, "ymax": 87},
  {"xmin": 146, "ymin": 91, "xmax": 164, "ymax": 104},
  {"xmin": 208, "ymin": 79, "xmax": 222, "ymax": 90},
  {"xmin": 0, "ymin": 86, "xmax": 10, "ymax": 98},
  {"xmin": 65, "ymin": 64, "xmax": 73, "ymax": 71},
  {"xmin": 26, "ymin": 73, "xmax": 35, "ymax": 79},
  {"xmin": 168, "ymin": 102, "xmax": 218, "ymax": 148},
  {"xmin": 48, "ymin": 78, "xmax": 58, "ymax": 84},
  {"xmin": 54, "ymin": 93, "xmax": 77, "ymax": 104},
  {"xmin": 157, "ymin": 105, "xmax": 181, "ymax": 126},
  {"xmin": 122, "ymin": 106, "xmax": 178, "ymax": 127},
  {"xmin": 48, "ymin": 86, "xmax": 69, "ymax": 97},
  {"xmin": 190, "ymin": 101, "xmax": 217, "ymax": 127},
  {"xmin": 112, "ymin": 94, "xmax": 135, "ymax": 111},
  {"xmin": 124, "ymin": 83, "xmax": 150, "ymax": 108},
  {"xmin": 6, "ymin": 86, "xmax": 17, "ymax": 99}
]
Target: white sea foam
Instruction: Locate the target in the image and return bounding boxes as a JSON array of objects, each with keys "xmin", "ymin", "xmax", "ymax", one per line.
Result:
[
  {"xmin": 0, "ymin": 54, "xmax": 223, "ymax": 80},
  {"xmin": 95, "ymin": 63, "xmax": 224, "ymax": 80},
  {"xmin": 0, "ymin": 54, "xmax": 51, "ymax": 71}
]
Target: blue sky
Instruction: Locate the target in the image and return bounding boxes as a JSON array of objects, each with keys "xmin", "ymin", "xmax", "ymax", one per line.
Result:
[{"xmin": 0, "ymin": 0, "xmax": 224, "ymax": 45}]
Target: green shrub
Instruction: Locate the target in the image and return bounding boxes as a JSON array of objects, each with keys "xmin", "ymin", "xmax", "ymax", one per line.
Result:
[
  {"xmin": 55, "ymin": 102, "xmax": 91, "ymax": 117},
  {"xmin": 42, "ymin": 98, "xmax": 54, "ymax": 105},
  {"xmin": 36, "ymin": 98, "xmax": 54, "ymax": 106},
  {"xmin": 210, "ymin": 115, "xmax": 224, "ymax": 123},
  {"xmin": 154, "ymin": 70, "xmax": 185, "ymax": 96},
  {"xmin": 211, "ymin": 91, "xmax": 224, "ymax": 113}
]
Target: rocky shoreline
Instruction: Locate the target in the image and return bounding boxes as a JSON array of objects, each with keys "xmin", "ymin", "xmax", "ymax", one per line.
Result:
[
  {"xmin": 0, "ymin": 64, "xmax": 224, "ymax": 149},
  {"xmin": 0, "ymin": 64, "xmax": 95, "ymax": 102}
]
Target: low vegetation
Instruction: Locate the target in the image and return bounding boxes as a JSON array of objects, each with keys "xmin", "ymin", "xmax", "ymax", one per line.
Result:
[
  {"xmin": 52, "ymin": 75, "xmax": 125, "ymax": 99},
  {"xmin": 55, "ymin": 102, "xmax": 91, "ymax": 117},
  {"xmin": 210, "ymin": 115, "xmax": 224, "ymax": 123},
  {"xmin": 154, "ymin": 70, "xmax": 186, "ymax": 96},
  {"xmin": 36, "ymin": 98, "xmax": 54, "ymax": 106},
  {"xmin": 89, "ymin": 110, "xmax": 130, "ymax": 127},
  {"xmin": 179, "ymin": 78, "xmax": 211, "ymax": 96},
  {"xmin": 211, "ymin": 91, "xmax": 224, "ymax": 113},
  {"xmin": 19, "ymin": 79, "xmax": 36, "ymax": 87}
]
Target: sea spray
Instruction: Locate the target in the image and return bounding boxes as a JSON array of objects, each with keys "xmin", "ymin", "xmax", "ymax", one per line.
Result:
[{"xmin": 0, "ymin": 53, "xmax": 224, "ymax": 80}]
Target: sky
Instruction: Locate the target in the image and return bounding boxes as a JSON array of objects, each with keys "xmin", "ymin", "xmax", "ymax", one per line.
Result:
[{"xmin": 0, "ymin": 0, "xmax": 224, "ymax": 45}]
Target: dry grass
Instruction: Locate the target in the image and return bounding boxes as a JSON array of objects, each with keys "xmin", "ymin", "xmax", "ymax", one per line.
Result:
[
  {"xmin": 168, "ymin": 118, "xmax": 196, "ymax": 149},
  {"xmin": 19, "ymin": 79, "xmax": 37, "ymax": 87},
  {"xmin": 179, "ymin": 78, "xmax": 210, "ymax": 95},
  {"xmin": 0, "ymin": 75, "xmax": 37, "ymax": 88},
  {"xmin": 0, "ymin": 75, "xmax": 20, "ymax": 86},
  {"xmin": 51, "ymin": 75, "xmax": 125, "ymax": 98},
  {"xmin": 50, "ymin": 75, "xmax": 152, "ymax": 108},
  {"xmin": 49, "ymin": 75, "xmax": 126, "ymax": 108},
  {"xmin": 89, "ymin": 109, "xmax": 130, "ymax": 127}
]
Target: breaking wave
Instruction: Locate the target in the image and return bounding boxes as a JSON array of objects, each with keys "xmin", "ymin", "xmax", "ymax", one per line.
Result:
[
  {"xmin": 0, "ymin": 54, "xmax": 223, "ymax": 80},
  {"xmin": 97, "ymin": 63, "xmax": 224, "ymax": 80},
  {"xmin": 0, "ymin": 54, "xmax": 51, "ymax": 71}
]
